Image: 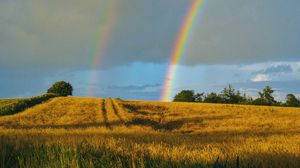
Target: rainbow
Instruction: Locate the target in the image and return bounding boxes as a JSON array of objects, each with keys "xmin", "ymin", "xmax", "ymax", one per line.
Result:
[
  {"xmin": 88, "ymin": 0, "xmax": 120, "ymax": 96},
  {"xmin": 161, "ymin": 0, "xmax": 205, "ymax": 101}
]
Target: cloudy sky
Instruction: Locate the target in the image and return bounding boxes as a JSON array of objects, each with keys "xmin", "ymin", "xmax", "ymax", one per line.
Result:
[{"xmin": 1, "ymin": 0, "xmax": 299, "ymax": 101}]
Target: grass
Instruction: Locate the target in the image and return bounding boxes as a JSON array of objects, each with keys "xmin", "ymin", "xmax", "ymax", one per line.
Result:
[
  {"xmin": 0, "ymin": 94, "xmax": 59, "ymax": 116},
  {"xmin": 0, "ymin": 98, "xmax": 24, "ymax": 108},
  {"xmin": 0, "ymin": 137, "xmax": 225, "ymax": 168},
  {"xmin": 0, "ymin": 97, "xmax": 300, "ymax": 167}
]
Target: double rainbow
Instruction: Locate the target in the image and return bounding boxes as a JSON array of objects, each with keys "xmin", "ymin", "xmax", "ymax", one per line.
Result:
[
  {"xmin": 87, "ymin": 0, "xmax": 204, "ymax": 99},
  {"xmin": 161, "ymin": 0, "xmax": 205, "ymax": 101}
]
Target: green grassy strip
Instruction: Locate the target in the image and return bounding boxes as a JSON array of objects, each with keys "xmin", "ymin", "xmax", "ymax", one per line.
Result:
[{"xmin": 0, "ymin": 94, "xmax": 59, "ymax": 116}]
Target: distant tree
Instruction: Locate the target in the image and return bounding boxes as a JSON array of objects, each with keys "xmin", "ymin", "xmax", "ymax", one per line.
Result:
[
  {"xmin": 252, "ymin": 98, "xmax": 265, "ymax": 106},
  {"xmin": 253, "ymin": 86, "xmax": 277, "ymax": 106},
  {"xmin": 240, "ymin": 93, "xmax": 253, "ymax": 105},
  {"xmin": 204, "ymin": 92, "xmax": 224, "ymax": 103},
  {"xmin": 173, "ymin": 90, "xmax": 195, "ymax": 102},
  {"xmin": 220, "ymin": 85, "xmax": 244, "ymax": 104},
  {"xmin": 172, "ymin": 85, "xmax": 300, "ymax": 107},
  {"xmin": 194, "ymin": 92, "xmax": 205, "ymax": 102},
  {"xmin": 285, "ymin": 94, "xmax": 300, "ymax": 107},
  {"xmin": 47, "ymin": 81, "xmax": 73, "ymax": 96}
]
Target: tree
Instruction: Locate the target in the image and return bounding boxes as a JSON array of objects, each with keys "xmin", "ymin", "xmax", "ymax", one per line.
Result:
[
  {"xmin": 240, "ymin": 93, "xmax": 253, "ymax": 105},
  {"xmin": 194, "ymin": 92, "xmax": 204, "ymax": 102},
  {"xmin": 173, "ymin": 90, "xmax": 195, "ymax": 102},
  {"xmin": 285, "ymin": 94, "xmax": 300, "ymax": 107},
  {"xmin": 253, "ymin": 86, "xmax": 277, "ymax": 106},
  {"xmin": 204, "ymin": 92, "xmax": 224, "ymax": 103},
  {"xmin": 220, "ymin": 85, "xmax": 244, "ymax": 104},
  {"xmin": 47, "ymin": 81, "xmax": 73, "ymax": 96}
]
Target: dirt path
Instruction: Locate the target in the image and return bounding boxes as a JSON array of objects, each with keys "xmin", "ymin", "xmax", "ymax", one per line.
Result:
[
  {"xmin": 102, "ymin": 99, "xmax": 112, "ymax": 129},
  {"xmin": 109, "ymin": 99, "xmax": 126, "ymax": 125}
]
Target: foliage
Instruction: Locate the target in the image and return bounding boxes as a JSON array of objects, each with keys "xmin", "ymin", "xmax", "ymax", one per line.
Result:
[
  {"xmin": 174, "ymin": 85, "xmax": 299, "ymax": 107},
  {"xmin": 173, "ymin": 90, "xmax": 195, "ymax": 102},
  {"xmin": 0, "ymin": 99, "xmax": 24, "ymax": 107},
  {"xmin": 0, "ymin": 93, "xmax": 59, "ymax": 116},
  {"xmin": 285, "ymin": 94, "xmax": 300, "ymax": 107},
  {"xmin": 47, "ymin": 81, "xmax": 73, "ymax": 96},
  {"xmin": 194, "ymin": 92, "xmax": 205, "ymax": 102},
  {"xmin": 252, "ymin": 86, "xmax": 278, "ymax": 106},
  {"xmin": 219, "ymin": 85, "xmax": 245, "ymax": 104},
  {"xmin": 203, "ymin": 92, "xmax": 224, "ymax": 103}
]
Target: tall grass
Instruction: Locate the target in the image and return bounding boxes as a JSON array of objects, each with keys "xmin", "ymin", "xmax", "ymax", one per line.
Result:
[{"xmin": 0, "ymin": 136, "xmax": 245, "ymax": 168}]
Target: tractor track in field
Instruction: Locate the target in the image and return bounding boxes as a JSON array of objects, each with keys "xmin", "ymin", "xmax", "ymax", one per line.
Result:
[
  {"xmin": 101, "ymin": 99, "xmax": 112, "ymax": 129},
  {"xmin": 110, "ymin": 99, "xmax": 126, "ymax": 125}
]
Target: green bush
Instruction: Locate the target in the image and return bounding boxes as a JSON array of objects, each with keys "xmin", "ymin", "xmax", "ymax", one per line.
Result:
[
  {"xmin": 173, "ymin": 90, "xmax": 195, "ymax": 102},
  {"xmin": 0, "ymin": 93, "xmax": 59, "ymax": 116},
  {"xmin": 47, "ymin": 81, "xmax": 73, "ymax": 96},
  {"xmin": 204, "ymin": 92, "xmax": 224, "ymax": 103}
]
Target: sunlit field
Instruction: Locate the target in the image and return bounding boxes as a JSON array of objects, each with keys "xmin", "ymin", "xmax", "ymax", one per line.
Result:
[{"xmin": 0, "ymin": 97, "xmax": 300, "ymax": 167}]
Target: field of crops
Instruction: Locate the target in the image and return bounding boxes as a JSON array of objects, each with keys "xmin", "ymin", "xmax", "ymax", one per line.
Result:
[{"xmin": 0, "ymin": 97, "xmax": 300, "ymax": 167}]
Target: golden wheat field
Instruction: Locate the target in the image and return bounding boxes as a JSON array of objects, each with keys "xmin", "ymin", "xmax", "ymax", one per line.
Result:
[{"xmin": 1, "ymin": 97, "xmax": 300, "ymax": 167}]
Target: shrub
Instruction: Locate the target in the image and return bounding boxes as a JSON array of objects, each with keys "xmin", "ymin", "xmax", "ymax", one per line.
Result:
[{"xmin": 47, "ymin": 81, "xmax": 73, "ymax": 96}]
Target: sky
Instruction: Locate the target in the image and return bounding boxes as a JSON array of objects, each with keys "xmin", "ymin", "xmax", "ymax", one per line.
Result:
[{"xmin": 0, "ymin": 0, "xmax": 300, "ymax": 101}]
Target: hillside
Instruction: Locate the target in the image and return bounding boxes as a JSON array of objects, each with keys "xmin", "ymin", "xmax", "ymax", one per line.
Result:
[
  {"xmin": 0, "ymin": 97, "xmax": 300, "ymax": 167},
  {"xmin": 0, "ymin": 98, "xmax": 25, "ymax": 110}
]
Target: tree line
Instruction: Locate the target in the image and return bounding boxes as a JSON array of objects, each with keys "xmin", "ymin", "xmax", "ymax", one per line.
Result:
[{"xmin": 173, "ymin": 85, "xmax": 300, "ymax": 107}]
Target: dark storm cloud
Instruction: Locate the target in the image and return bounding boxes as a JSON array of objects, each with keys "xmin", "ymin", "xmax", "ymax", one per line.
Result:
[
  {"xmin": 0, "ymin": 0, "xmax": 187, "ymax": 71},
  {"xmin": 0, "ymin": 0, "xmax": 299, "ymax": 72},
  {"xmin": 185, "ymin": 0, "xmax": 300, "ymax": 64}
]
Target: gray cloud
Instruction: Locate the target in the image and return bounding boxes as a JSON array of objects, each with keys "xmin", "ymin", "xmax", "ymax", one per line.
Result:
[
  {"xmin": 0, "ymin": 0, "xmax": 186, "ymax": 71},
  {"xmin": 234, "ymin": 80, "xmax": 300, "ymax": 94},
  {"xmin": 76, "ymin": 84, "xmax": 161, "ymax": 100},
  {"xmin": 184, "ymin": 0, "xmax": 300, "ymax": 64},
  {"xmin": 0, "ymin": 0, "xmax": 299, "ymax": 72},
  {"xmin": 0, "ymin": 0, "xmax": 112, "ymax": 70},
  {"xmin": 254, "ymin": 64, "xmax": 293, "ymax": 74},
  {"xmin": 0, "ymin": 69, "xmax": 47, "ymax": 97}
]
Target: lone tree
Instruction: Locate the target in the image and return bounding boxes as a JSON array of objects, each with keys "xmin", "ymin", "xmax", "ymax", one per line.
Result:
[
  {"xmin": 173, "ymin": 90, "xmax": 195, "ymax": 102},
  {"xmin": 47, "ymin": 81, "xmax": 73, "ymax": 96}
]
